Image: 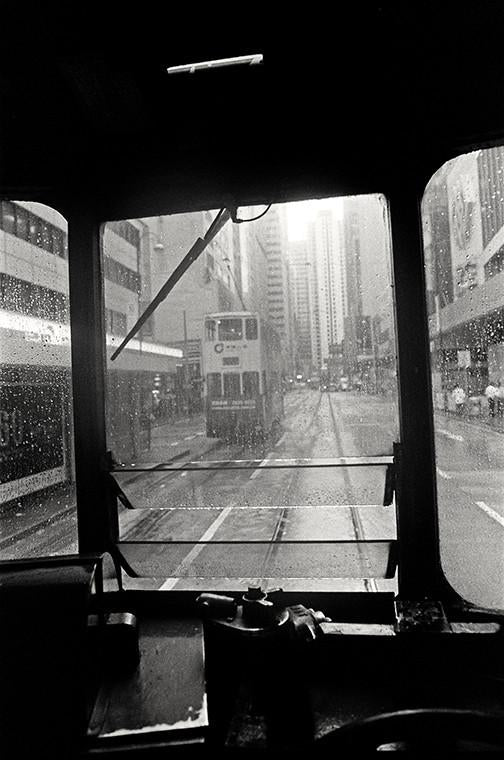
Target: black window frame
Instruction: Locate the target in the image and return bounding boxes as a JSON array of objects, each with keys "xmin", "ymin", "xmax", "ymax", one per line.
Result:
[{"xmin": 3, "ymin": 184, "xmax": 461, "ymax": 609}]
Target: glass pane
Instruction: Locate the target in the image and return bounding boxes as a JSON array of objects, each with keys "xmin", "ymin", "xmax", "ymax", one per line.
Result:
[
  {"xmin": 245, "ymin": 317, "xmax": 258, "ymax": 340},
  {"xmin": 0, "ymin": 202, "xmax": 77, "ymax": 559},
  {"xmin": 205, "ymin": 319, "xmax": 216, "ymax": 341},
  {"xmin": 218, "ymin": 317, "xmax": 243, "ymax": 341},
  {"xmin": 207, "ymin": 373, "xmax": 222, "ymax": 398},
  {"xmin": 223, "ymin": 372, "xmax": 241, "ymax": 397},
  {"xmin": 423, "ymin": 148, "xmax": 504, "ymax": 609},
  {"xmin": 243, "ymin": 371, "xmax": 259, "ymax": 396},
  {"xmin": 103, "ymin": 196, "xmax": 398, "ymax": 589}
]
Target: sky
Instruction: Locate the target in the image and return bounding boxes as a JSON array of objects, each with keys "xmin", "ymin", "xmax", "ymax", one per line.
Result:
[{"xmin": 286, "ymin": 198, "xmax": 344, "ymax": 241}]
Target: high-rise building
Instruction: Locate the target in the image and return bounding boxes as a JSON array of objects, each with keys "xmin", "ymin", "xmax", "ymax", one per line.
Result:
[
  {"xmin": 288, "ymin": 239, "xmax": 313, "ymax": 376},
  {"xmin": 343, "ymin": 195, "xmax": 395, "ymax": 392},
  {"xmin": 255, "ymin": 205, "xmax": 294, "ymax": 374},
  {"xmin": 308, "ymin": 208, "xmax": 346, "ymax": 372}
]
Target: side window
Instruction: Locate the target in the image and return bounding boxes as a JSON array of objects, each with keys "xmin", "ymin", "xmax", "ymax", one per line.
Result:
[
  {"xmin": 205, "ymin": 319, "xmax": 216, "ymax": 341},
  {"xmin": 223, "ymin": 373, "xmax": 241, "ymax": 397},
  {"xmin": 1, "ymin": 200, "xmax": 16, "ymax": 235},
  {"xmin": 245, "ymin": 317, "xmax": 258, "ymax": 340},
  {"xmin": 207, "ymin": 373, "xmax": 222, "ymax": 397},
  {"xmin": 423, "ymin": 146, "xmax": 504, "ymax": 609},
  {"xmin": 14, "ymin": 205, "xmax": 29, "ymax": 241},
  {"xmin": 243, "ymin": 371, "xmax": 259, "ymax": 396},
  {"xmin": 0, "ymin": 201, "xmax": 76, "ymax": 559}
]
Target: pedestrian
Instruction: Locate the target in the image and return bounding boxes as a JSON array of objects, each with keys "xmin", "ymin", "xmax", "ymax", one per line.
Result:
[
  {"xmin": 496, "ymin": 380, "xmax": 504, "ymax": 418},
  {"xmin": 451, "ymin": 383, "xmax": 466, "ymax": 415},
  {"xmin": 485, "ymin": 379, "xmax": 498, "ymax": 418}
]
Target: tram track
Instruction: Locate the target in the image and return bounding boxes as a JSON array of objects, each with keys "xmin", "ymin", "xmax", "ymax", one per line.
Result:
[
  {"xmin": 257, "ymin": 391, "xmax": 324, "ymax": 585},
  {"xmin": 326, "ymin": 392, "xmax": 378, "ymax": 591},
  {"xmin": 120, "ymin": 437, "xmax": 271, "ymax": 539},
  {"xmin": 120, "ymin": 390, "xmax": 378, "ymax": 587}
]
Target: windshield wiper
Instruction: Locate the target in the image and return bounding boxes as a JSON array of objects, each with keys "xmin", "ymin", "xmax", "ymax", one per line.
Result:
[{"xmin": 110, "ymin": 207, "xmax": 231, "ymax": 361}]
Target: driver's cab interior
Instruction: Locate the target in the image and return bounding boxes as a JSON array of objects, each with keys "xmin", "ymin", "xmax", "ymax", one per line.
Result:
[{"xmin": 4, "ymin": 5, "xmax": 504, "ymax": 755}]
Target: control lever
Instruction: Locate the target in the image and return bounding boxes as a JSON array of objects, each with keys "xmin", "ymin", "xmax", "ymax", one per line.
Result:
[
  {"xmin": 197, "ymin": 588, "xmax": 331, "ymax": 749},
  {"xmin": 196, "ymin": 586, "xmax": 330, "ymax": 641}
]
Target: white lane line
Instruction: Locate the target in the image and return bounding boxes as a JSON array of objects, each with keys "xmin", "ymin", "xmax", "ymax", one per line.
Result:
[
  {"xmin": 436, "ymin": 428, "xmax": 464, "ymax": 442},
  {"xmin": 275, "ymin": 432, "xmax": 286, "ymax": 447},
  {"xmin": 249, "ymin": 451, "xmax": 276, "ymax": 479},
  {"xmin": 160, "ymin": 506, "xmax": 233, "ymax": 590},
  {"xmin": 437, "ymin": 468, "xmax": 452, "ymax": 479},
  {"xmin": 476, "ymin": 501, "xmax": 504, "ymax": 528},
  {"xmin": 170, "ymin": 441, "xmax": 180, "ymax": 447}
]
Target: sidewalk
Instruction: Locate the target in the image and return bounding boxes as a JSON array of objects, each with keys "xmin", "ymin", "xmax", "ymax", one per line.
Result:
[{"xmin": 437, "ymin": 407, "xmax": 504, "ymax": 434}]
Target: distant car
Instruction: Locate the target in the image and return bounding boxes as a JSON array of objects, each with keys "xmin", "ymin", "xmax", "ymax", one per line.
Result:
[
  {"xmin": 321, "ymin": 384, "xmax": 328, "ymax": 392},
  {"xmin": 339, "ymin": 377, "xmax": 349, "ymax": 391},
  {"xmin": 328, "ymin": 382, "xmax": 337, "ymax": 392}
]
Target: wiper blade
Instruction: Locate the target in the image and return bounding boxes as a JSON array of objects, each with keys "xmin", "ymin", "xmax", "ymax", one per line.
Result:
[{"xmin": 110, "ymin": 208, "xmax": 231, "ymax": 361}]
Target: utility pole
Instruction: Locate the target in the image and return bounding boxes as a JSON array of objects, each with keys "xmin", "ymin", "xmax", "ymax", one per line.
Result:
[{"xmin": 183, "ymin": 310, "xmax": 191, "ymax": 417}]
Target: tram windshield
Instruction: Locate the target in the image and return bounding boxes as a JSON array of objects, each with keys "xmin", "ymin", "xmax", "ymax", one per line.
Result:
[{"xmin": 97, "ymin": 195, "xmax": 399, "ymax": 591}]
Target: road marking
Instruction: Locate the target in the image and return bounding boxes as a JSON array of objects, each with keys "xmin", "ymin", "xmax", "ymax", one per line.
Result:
[
  {"xmin": 249, "ymin": 452, "xmax": 276, "ymax": 479},
  {"xmin": 476, "ymin": 501, "xmax": 504, "ymax": 528},
  {"xmin": 276, "ymin": 432, "xmax": 286, "ymax": 446},
  {"xmin": 160, "ymin": 506, "xmax": 233, "ymax": 590},
  {"xmin": 184, "ymin": 434, "xmax": 196, "ymax": 440},
  {"xmin": 436, "ymin": 428, "xmax": 464, "ymax": 442},
  {"xmin": 170, "ymin": 441, "xmax": 180, "ymax": 446},
  {"xmin": 436, "ymin": 468, "xmax": 452, "ymax": 479}
]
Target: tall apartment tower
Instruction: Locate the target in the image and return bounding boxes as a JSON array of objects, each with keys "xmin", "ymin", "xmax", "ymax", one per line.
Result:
[
  {"xmin": 288, "ymin": 239, "xmax": 313, "ymax": 376},
  {"xmin": 255, "ymin": 205, "xmax": 294, "ymax": 374},
  {"xmin": 343, "ymin": 195, "xmax": 395, "ymax": 390},
  {"xmin": 308, "ymin": 209, "xmax": 346, "ymax": 371}
]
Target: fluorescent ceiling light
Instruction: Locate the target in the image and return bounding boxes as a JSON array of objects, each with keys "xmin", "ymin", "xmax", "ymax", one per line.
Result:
[{"xmin": 167, "ymin": 53, "xmax": 263, "ymax": 75}]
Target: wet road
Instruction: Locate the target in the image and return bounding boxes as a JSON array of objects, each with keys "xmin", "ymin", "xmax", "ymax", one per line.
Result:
[
  {"xmin": 115, "ymin": 389, "xmax": 397, "ymax": 590},
  {"xmin": 3, "ymin": 389, "xmax": 504, "ymax": 605}
]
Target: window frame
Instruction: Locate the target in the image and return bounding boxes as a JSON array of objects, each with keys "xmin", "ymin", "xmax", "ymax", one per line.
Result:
[{"xmin": 45, "ymin": 185, "xmax": 463, "ymax": 606}]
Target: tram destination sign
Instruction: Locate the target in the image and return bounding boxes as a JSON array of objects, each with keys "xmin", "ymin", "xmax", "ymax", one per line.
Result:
[{"xmin": 211, "ymin": 399, "xmax": 256, "ymax": 410}]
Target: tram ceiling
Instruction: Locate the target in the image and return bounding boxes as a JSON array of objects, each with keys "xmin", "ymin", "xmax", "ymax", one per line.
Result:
[{"xmin": 3, "ymin": 7, "xmax": 504, "ymax": 195}]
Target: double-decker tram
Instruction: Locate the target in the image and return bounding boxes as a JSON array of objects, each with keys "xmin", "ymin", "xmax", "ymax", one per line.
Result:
[{"xmin": 202, "ymin": 312, "xmax": 284, "ymax": 441}]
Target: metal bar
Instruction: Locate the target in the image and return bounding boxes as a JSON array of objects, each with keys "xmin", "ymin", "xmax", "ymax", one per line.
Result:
[
  {"xmin": 111, "ymin": 456, "xmax": 393, "ymax": 472},
  {"xmin": 118, "ymin": 538, "xmax": 394, "ymax": 545}
]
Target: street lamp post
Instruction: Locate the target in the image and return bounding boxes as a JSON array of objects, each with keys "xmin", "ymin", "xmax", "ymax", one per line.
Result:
[{"xmin": 183, "ymin": 309, "xmax": 191, "ymax": 417}]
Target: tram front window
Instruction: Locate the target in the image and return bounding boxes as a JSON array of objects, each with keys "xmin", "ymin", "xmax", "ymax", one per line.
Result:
[
  {"xmin": 218, "ymin": 318, "xmax": 243, "ymax": 341},
  {"xmin": 105, "ymin": 197, "xmax": 399, "ymax": 591}
]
